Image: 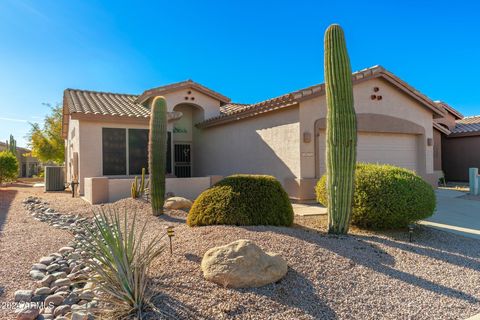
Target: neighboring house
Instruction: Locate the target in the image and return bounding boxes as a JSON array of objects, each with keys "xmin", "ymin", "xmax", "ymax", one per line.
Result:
[
  {"xmin": 0, "ymin": 142, "xmax": 40, "ymax": 177},
  {"xmin": 62, "ymin": 65, "xmax": 461, "ymax": 201},
  {"xmin": 440, "ymin": 114, "xmax": 480, "ymax": 181}
]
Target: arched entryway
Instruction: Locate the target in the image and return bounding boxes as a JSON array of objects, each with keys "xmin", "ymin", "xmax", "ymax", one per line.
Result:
[{"xmin": 172, "ymin": 103, "xmax": 205, "ymax": 177}]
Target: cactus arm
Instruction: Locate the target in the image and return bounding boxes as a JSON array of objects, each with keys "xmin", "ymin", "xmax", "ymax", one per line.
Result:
[
  {"xmin": 324, "ymin": 24, "xmax": 357, "ymax": 234},
  {"xmin": 148, "ymin": 97, "xmax": 167, "ymax": 215}
]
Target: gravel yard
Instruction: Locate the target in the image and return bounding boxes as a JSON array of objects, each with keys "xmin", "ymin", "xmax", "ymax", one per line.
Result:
[
  {"xmin": 1, "ymin": 184, "xmax": 480, "ymax": 319},
  {"xmin": 0, "ymin": 183, "xmax": 90, "ymax": 319}
]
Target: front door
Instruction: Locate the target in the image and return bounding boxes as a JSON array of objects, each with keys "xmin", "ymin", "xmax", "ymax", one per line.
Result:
[{"xmin": 174, "ymin": 143, "xmax": 191, "ymax": 177}]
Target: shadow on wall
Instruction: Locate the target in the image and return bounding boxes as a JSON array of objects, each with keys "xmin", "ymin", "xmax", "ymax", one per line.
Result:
[
  {"xmin": 195, "ymin": 110, "xmax": 298, "ymax": 187},
  {"xmin": 0, "ymin": 187, "xmax": 17, "ymax": 235}
]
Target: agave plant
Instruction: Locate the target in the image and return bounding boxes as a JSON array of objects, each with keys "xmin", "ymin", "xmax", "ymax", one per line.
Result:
[{"xmin": 79, "ymin": 207, "xmax": 165, "ymax": 318}]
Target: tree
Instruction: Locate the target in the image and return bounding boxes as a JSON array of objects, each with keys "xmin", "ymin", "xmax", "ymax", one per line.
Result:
[
  {"xmin": 27, "ymin": 104, "xmax": 65, "ymax": 164},
  {"xmin": 0, "ymin": 151, "xmax": 19, "ymax": 185}
]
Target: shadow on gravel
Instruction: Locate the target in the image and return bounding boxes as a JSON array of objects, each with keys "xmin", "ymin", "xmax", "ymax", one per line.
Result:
[
  {"xmin": 236, "ymin": 268, "xmax": 337, "ymax": 319},
  {"xmin": 149, "ymin": 282, "xmax": 215, "ymax": 320},
  {"xmin": 0, "ymin": 188, "xmax": 17, "ymax": 235},
  {"xmin": 358, "ymin": 233, "xmax": 480, "ymax": 273},
  {"xmin": 270, "ymin": 226, "xmax": 479, "ymax": 304}
]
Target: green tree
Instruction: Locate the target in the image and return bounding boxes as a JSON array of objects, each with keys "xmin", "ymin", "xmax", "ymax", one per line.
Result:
[
  {"xmin": 0, "ymin": 151, "xmax": 19, "ymax": 185},
  {"xmin": 27, "ymin": 104, "xmax": 65, "ymax": 164}
]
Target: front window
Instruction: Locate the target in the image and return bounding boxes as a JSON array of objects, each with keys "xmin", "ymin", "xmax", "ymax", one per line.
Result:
[{"xmin": 102, "ymin": 128, "xmax": 171, "ymax": 176}]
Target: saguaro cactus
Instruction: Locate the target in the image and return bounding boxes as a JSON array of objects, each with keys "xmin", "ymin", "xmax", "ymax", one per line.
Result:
[
  {"xmin": 148, "ymin": 97, "xmax": 167, "ymax": 215},
  {"xmin": 324, "ymin": 24, "xmax": 357, "ymax": 234},
  {"xmin": 6, "ymin": 134, "xmax": 16, "ymax": 154}
]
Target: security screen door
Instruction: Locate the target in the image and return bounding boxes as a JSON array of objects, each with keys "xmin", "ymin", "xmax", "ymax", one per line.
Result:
[{"xmin": 174, "ymin": 143, "xmax": 191, "ymax": 177}]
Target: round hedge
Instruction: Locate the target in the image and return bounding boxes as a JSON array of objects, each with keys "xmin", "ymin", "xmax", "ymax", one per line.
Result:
[
  {"xmin": 187, "ymin": 174, "xmax": 294, "ymax": 227},
  {"xmin": 315, "ymin": 163, "xmax": 436, "ymax": 229}
]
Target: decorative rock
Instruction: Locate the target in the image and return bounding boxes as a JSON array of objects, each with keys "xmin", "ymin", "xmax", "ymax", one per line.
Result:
[
  {"xmin": 78, "ymin": 290, "xmax": 94, "ymax": 301},
  {"xmin": 31, "ymin": 263, "xmax": 47, "ymax": 272},
  {"xmin": 29, "ymin": 270, "xmax": 45, "ymax": 280},
  {"xmin": 38, "ymin": 274, "xmax": 55, "ymax": 287},
  {"xmin": 201, "ymin": 239, "xmax": 288, "ymax": 288},
  {"xmin": 51, "ymin": 271, "xmax": 67, "ymax": 279},
  {"xmin": 64, "ymin": 292, "xmax": 80, "ymax": 305},
  {"xmin": 39, "ymin": 256, "xmax": 55, "ymax": 265},
  {"xmin": 164, "ymin": 196, "xmax": 193, "ymax": 210},
  {"xmin": 72, "ymin": 310, "xmax": 95, "ymax": 320},
  {"xmin": 59, "ymin": 247, "xmax": 75, "ymax": 255},
  {"xmin": 37, "ymin": 314, "xmax": 54, "ymax": 320},
  {"xmin": 45, "ymin": 294, "xmax": 64, "ymax": 307},
  {"xmin": 34, "ymin": 287, "xmax": 51, "ymax": 296},
  {"xmin": 46, "ymin": 263, "xmax": 60, "ymax": 272},
  {"xmin": 14, "ymin": 290, "xmax": 32, "ymax": 302},
  {"xmin": 31, "ymin": 294, "xmax": 48, "ymax": 302},
  {"xmin": 53, "ymin": 304, "xmax": 71, "ymax": 317},
  {"xmin": 52, "ymin": 278, "xmax": 71, "ymax": 287},
  {"xmin": 16, "ymin": 307, "xmax": 39, "ymax": 320}
]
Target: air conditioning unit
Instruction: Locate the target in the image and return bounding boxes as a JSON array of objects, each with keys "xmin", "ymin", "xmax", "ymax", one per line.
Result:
[{"xmin": 45, "ymin": 166, "xmax": 65, "ymax": 191}]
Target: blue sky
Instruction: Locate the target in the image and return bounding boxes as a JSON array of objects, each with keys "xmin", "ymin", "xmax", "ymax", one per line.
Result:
[{"xmin": 1, "ymin": 0, "xmax": 479, "ymax": 147}]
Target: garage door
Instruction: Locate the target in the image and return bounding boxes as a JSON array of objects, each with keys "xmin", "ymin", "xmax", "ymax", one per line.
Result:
[{"xmin": 317, "ymin": 131, "xmax": 418, "ymax": 175}]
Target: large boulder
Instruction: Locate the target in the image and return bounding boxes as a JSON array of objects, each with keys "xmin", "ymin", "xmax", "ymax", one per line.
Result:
[
  {"xmin": 201, "ymin": 239, "xmax": 288, "ymax": 288},
  {"xmin": 164, "ymin": 197, "xmax": 193, "ymax": 210}
]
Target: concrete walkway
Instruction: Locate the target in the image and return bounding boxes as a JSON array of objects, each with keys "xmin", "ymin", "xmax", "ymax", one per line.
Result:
[
  {"xmin": 419, "ymin": 188, "xmax": 480, "ymax": 240},
  {"xmin": 292, "ymin": 202, "xmax": 327, "ymax": 216}
]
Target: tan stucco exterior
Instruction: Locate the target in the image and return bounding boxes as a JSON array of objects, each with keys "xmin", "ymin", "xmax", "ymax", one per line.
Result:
[{"xmin": 64, "ymin": 71, "xmax": 446, "ymax": 201}]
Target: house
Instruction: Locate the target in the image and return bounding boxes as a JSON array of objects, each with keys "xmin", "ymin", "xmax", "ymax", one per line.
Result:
[
  {"xmin": 0, "ymin": 142, "xmax": 40, "ymax": 177},
  {"xmin": 438, "ymin": 112, "xmax": 480, "ymax": 181},
  {"xmin": 62, "ymin": 65, "xmax": 461, "ymax": 203}
]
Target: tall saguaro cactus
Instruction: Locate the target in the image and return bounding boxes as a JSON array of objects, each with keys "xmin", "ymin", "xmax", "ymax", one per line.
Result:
[
  {"xmin": 324, "ymin": 24, "xmax": 357, "ymax": 234},
  {"xmin": 148, "ymin": 97, "xmax": 167, "ymax": 216},
  {"xmin": 6, "ymin": 134, "xmax": 16, "ymax": 154}
]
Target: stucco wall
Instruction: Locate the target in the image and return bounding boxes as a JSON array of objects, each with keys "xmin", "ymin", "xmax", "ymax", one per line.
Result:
[
  {"xmin": 195, "ymin": 107, "xmax": 300, "ymax": 186},
  {"xmin": 83, "ymin": 176, "xmax": 218, "ymax": 204},
  {"xmin": 299, "ymin": 77, "xmax": 434, "ymax": 181},
  {"xmin": 442, "ymin": 135, "xmax": 480, "ymax": 181},
  {"xmin": 162, "ymin": 89, "xmax": 221, "ymax": 120},
  {"xmin": 66, "ymin": 118, "xmax": 80, "ymax": 183}
]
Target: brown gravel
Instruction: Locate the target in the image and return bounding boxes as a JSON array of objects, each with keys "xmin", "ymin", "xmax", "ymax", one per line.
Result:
[
  {"xmin": 0, "ymin": 183, "xmax": 89, "ymax": 319},
  {"xmin": 1, "ymin": 185, "xmax": 480, "ymax": 320}
]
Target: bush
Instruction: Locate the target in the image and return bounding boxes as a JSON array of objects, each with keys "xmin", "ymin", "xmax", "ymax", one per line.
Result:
[
  {"xmin": 187, "ymin": 174, "xmax": 294, "ymax": 227},
  {"xmin": 315, "ymin": 163, "xmax": 436, "ymax": 229},
  {"xmin": 0, "ymin": 150, "xmax": 19, "ymax": 185}
]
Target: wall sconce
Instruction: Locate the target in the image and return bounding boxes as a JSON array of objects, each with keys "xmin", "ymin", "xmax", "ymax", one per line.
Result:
[
  {"xmin": 427, "ymin": 138, "xmax": 433, "ymax": 146},
  {"xmin": 303, "ymin": 132, "xmax": 311, "ymax": 143}
]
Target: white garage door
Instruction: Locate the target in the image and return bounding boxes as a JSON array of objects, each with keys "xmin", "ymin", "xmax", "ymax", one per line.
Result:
[{"xmin": 318, "ymin": 131, "xmax": 418, "ymax": 175}]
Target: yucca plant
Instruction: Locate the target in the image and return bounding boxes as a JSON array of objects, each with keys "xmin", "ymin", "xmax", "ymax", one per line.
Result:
[{"xmin": 79, "ymin": 207, "xmax": 166, "ymax": 318}]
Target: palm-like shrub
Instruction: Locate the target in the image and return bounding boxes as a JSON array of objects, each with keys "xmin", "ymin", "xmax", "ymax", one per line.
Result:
[
  {"xmin": 187, "ymin": 174, "xmax": 294, "ymax": 227},
  {"xmin": 315, "ymin": 163, "xmax": 436, "ymax": 229},
  {"xmin": 79, "ymin": 207, "xmax": 165, "ymax": 318}
]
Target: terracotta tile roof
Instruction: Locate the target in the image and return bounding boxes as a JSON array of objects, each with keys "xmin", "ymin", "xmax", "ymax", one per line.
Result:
[
  {"xmin": 64, "ymin": 89, "xmax": 149, "ymax": 118},
  {"xmin": 451, "ymin": 116, "xmax": 480, "ymax": 136},
  {"xmin": 136, "ymin": 80, "xmax": 231, "ymax": 104},
  {"xmin": 434, "ymin": 101, "xmax": 463, "ymax": 120},
  {"xmin": 197, "ymin": 65, "xmax": 445, "ymax": 128}
]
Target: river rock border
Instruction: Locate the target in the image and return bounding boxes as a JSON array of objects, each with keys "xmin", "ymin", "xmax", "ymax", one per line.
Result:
[{"xmin": 16, "ymin": 196, "xmax": 98, "ymax": 320}]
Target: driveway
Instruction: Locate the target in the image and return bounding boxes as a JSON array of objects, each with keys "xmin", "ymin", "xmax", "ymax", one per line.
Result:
[{"xmin": 419, "ymin": 189, "xmax": 480, "ymax": 240}]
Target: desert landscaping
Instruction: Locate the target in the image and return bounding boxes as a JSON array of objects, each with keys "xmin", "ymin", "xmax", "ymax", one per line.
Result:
[{"xmin": 0, "ymin": 182, "xmax": 479, "ymax": 319}]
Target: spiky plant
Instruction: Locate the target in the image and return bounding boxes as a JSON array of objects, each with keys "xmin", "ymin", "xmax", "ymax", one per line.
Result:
[
  {"xmin": 78, "ymin": 207, "xmax": 166, "ymax": 318},
  {"xmin": 131, "ymin": 168, "xmax": 146, "ymax": 199},
  {"xmin": 148, "ymin": 97, "xmax": 167, "ymax": 215},
  {"xmin": 324, "ymin": 24, "xmax": 357, "ymax": 234}
]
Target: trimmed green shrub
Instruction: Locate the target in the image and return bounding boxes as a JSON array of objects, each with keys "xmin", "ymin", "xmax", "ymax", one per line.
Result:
[
  {"xmin": 187, "ymin": 174, "xmax": 294, "ymax": 227},
  {"xmin": 315, "ymin": 163, "xmax": 436, "ymax": 229},
  {"xmin": 0, "ymin": 150, "xmax": 19, "ymax": 185}
]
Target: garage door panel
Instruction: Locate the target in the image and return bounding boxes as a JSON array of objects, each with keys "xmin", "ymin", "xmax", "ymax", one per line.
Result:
[{"xmin": 318, "ymin": 131, "xmax": 418, "ymax": 175}]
